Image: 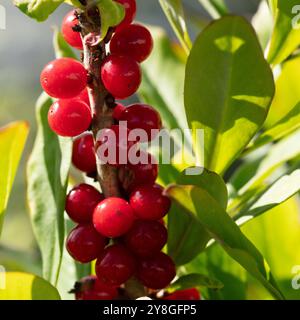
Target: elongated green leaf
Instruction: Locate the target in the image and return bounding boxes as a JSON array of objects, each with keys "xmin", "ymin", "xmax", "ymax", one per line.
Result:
[
  {"xmin": 184, "ymin": 16, "xmax": 274, "ymax": 175},
  {"xmin": 53, "ymin": 29, "xmax": 77, "ymax": 59},
  {"xmin": 267, "ymin": 0, "xmax": 300, "ymax": 65},
  {"xmin": 268, "ymin": 0, "xmax": 278, "ymax": 16},
  {"xmin": 158, "ymin": 0, "xmax": 192, "ymax": 53},
  {"xmin": 266, "ymin": 56, "xmax": 300, "ymax": 128},
  {"xmin": 243, "ymin": 197, "xmax": 300, "ymax": 299},
  {"xmin": 248, "ymin": 102, "xmax": 300, "ymax": 152},
  {"xmin": 229, "ymin": 130, "xmax": 300, "ymax": 217},
  {"xmin": 96, "ymin": 0, "xmax": 125, "ymax": 40},
  {"xmin": 168, "ymin": 167, "xmax": 227, "ymax": 265},
  {"xmin": 235, "ymin": 168, "xmax": 300, "ymax": 224},
  {"xmin": 0, "ymin": 272, "xmax": 60, "ymax": 300},
  {"xmin": 170, "ymin": 273, "xmax": 223, "ymax": 291},
  {"xmin": 185, "ymin": 244, "xmax": 247, "ymax": 300},
  {"xmin": 0, "ymin": 122, "xmax": 29, "ymax": 235},
  {"xmin": 198, "ymin": 0, "xmax": 228, "ymax": 19},
  {"xmin": 238, "ymin": 130, "xmax": 300, "ymax": 198},
  {"xmin": 14, "ymin": 0, "xmax": 64, "ymax": 21},
  {"xmin": 27, "ymin": 93, "xmax": 72, "ymax": 285},
  {"xmin": 0, "ymin": 244, "xmax": 41, "ymax": 275},
  {"xmin": 166, "ymin": 184, "xmax": 284, "ymax": 300},
  {"xmin": 252, "ymin": 1, "xmax": 274, "ymax": 50}
]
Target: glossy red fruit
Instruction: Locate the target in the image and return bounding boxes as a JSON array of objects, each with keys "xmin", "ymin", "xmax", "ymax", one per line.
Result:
[
  {"xmin": 110, "ymin": 24, "xmax": 153, "ymax": 63},
  {"xmin": 137, "ymin": 252, "xmax": 176, "ymax": 289},
  {"xmin": 118, "ymin": 104, "xmax": 162, "ymax": 142},
  {"xmin": 124, "ymin": 220, "xmax": 168, "ymax": 258},
  {"xmin": 75, "ymin": 275, "xmax": 118, "ymax": 300},
  {"xmin": 112, "ymin": 103, "xmax": 126, "ymax": 120},
  {"xmin": 76, "ymin": 89, "xmax": 90, "ymax": 108},
  {"xmin": 118, "ymin": 151, "xmax": 158, "ymax": 192},
  {"xmin": 48, "ymin": 99, "xmax": 91, "ymax": 137},
  {"xmin": 66, "ymin": 224, "xmax": 106, "ymax": 263},
  {"xmin": 66, "ymin": 184, "xmax": 104, "ymax": 224},
  {"xmin": 40, "ymin": 58, "xmax": 87, "ymax": 99},
  {"xmin": 93, "ymin": 197, "xmax": 135, "ymax": 238},
  {"xmin": 72, "ymin": 133, "xmax": 97, "ymax": 173},
  {"xmin": 101, "ymin": 55, "xmax": 141, "ymax": 99},
  {"xmin": 115, "ymin": 0, "xmax": 136, "ymax": 31},
  {"xmin": 163, "ymin": 288, "xmax": 200, "ymax": 300},
  {"xmin": 61, "ymin": 10, "xmax": 83, "ymax": 50},
  {"xmin": 96, "ymin": 124, "xmax": 137, "ymax": 166},
  {"xmin": 95, "ymin": 244, "xmax": 136, "ymax": 286},
  {"xmin": 130, "ymin": 184, "xmax": 171, "ymax": 220}
]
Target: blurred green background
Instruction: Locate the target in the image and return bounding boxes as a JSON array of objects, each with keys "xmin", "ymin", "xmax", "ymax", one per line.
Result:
[{"xmin": 0, "ymin": 0, "xmax": 260, "ymax": 274}]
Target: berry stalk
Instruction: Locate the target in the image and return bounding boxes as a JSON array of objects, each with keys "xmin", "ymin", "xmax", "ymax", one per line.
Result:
[{"xmin": 78, "ymin": 6, "xmax": 121, "ymax": 198}]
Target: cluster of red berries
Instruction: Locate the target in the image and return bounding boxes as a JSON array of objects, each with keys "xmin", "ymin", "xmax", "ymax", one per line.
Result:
[{"xmin": 39, "ymin": 0, "xmax": 199, "ymax": 300}]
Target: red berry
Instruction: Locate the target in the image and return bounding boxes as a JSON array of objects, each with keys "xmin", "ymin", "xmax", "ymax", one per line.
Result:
[
  {"xmin": 118, "ymin": 104, "xmax": 162, "ymax": 142},
  {"xmin": 93, "ymin": 197, "xmax": 135, "ymax": 238},
  {"xmin": 95, "ymin": 244, "xmax": 136, "ymax": 286},
  {"xmin": 101, "ymin": 55, "xmax": 141, "ymax": 99},
  {"xmin": 96, "ymin": 124, "xmax": 137, "ymax": 166},
  {"xmin": 124, "ymin": 220, "xmax": 168, "ymax": 258},
  {"xmin": 66, "ymin": 224, "xmax": 106, "ymax": 263},
  {"xmin": 163, "ymin": 288, "xmax": 201, "ymax": 300},
  {"xmin": 48, "ymin": 99, "xmax": 91, "ymax": 137},
  {"xmin": 75, "ymin": 275, "xmax": 118, "ymax": 300},
  {"xmin": 137, "ymin": 252, "xmax": 176, "ymax": 289},
  {"xmin": 112, "ymin": 103, "xmax": 126, "ymax": 120},
  {"xmin": 115, "ymin": 0, "xmax": 136, "ymax": 31},
  {"xmin": 66, "ymin": 184, "xmax": 104, "ymax": 224},
  {"xmin": 118, "ymin": 151, "xmax": 158, "ymax": 192},
  {"xmin": 72, "ymin": 133, "xmax": 97, "ymax": 173},
  {"xmin": 76, "ymin": 89, "xmax": 90, "ymax": 108},
  {"xmin": 40, "ymin": 58, "xmax": 87, "ymax": 99},
  {"xmin": 130, "ymin": 184, "xmax": 171, "ymax": 220},
  {"xmin": 110, "ymin": 24, "xmax": 153, "ymax": 63},
  {"xmin": 61, "ymin": 10, "xmax": 83, "ymax": 50}
]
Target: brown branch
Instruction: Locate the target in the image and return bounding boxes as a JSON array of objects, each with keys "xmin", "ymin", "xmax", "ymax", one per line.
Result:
[{"xmin": 78, "ymin": 7, "xmax": 121, "ymax": 198}]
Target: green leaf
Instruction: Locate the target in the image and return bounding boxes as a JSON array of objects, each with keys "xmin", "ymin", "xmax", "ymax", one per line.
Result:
[
  {"xmin": 166, "ymin": 184, "xmax": 285, "ymax": 300},
  {"xmin": 252, "ymin": 0, "xmax": 274, "ymax": 50},
  {"xmin": 235, "ymin": 168, "xmax": 300, "ymax": 224},
  {"xmin": 243, "ymin": 197, "xmax": 300, "ymax": 299},
  {"xmin": 0, "ymin": 122, "xmax": 29, "ymax": 235},
  {"xmin": 248, "ymin": 102, "xmax": 300, "ymax": 152},
  {"xmin": 268, "ymin": 0, "xmax": 278, "ymax": 16},
  {"xmin": 53, "ymin": 28, "xmax": 77, "ymax": 59},
  {"xmin": 267, "ymin": 0, "xmax": 300, "ymax": 65},
  {"xmin": 158, "ymin": 0, "xmax": 192, "ymax": 54},
  {"xmin": 27, "ymin": 93, "xmax": 72, "ymax": 286},
  {"xmin": 0, "ymin": 244, "xmax": 41, "ymax": 275},
  {"xmin": 184, "ymin": 16, "xmax": 274, "ymax": 175},
  {"xmin": 96, "ymin": 0, "xmax": 125, "ymax": 40},
  {"xmin": 14, "ymin": 0, "xmax": 64, "ymax": 21},
  {"xmin": 265, "ymin": 56, "xmax": 300, "ymax": 128},
  {"xmin": 170, "ymin": 273, "xmax": 223, "ymax": 291},
  {"xmin": 198, "ymin": 0, "xmax": 228, "ymax": 19},
  {"xmin": 0, "ymin": 272, "xmax": 60, "ymax": 300},
  {"xmin": 229, "ymin": 130, "xmax": 300, "ymax": 217},
  {"xmin": 168, "ymin": 167, "xmax": 227, "ymax": 265},
  {"xmin": 185, "ymin": 244, "xmax": 247, "ymax": 300}
]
